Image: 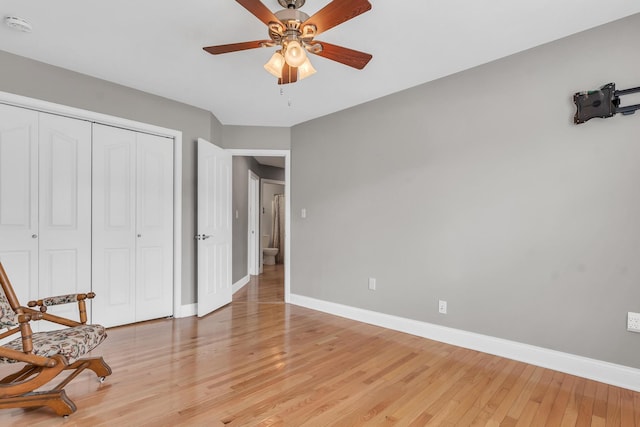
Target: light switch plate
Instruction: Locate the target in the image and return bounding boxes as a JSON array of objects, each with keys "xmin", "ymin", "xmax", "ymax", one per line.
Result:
[{"xmin": 628, "ymin": 312, "xmax": 640, "ymax": 332}]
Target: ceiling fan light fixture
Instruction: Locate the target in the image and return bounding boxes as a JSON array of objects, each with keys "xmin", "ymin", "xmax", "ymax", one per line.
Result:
[
  {"xmin": 298, "ymin": 57, "xmax": 316, "ymax": 80},
  {"xmin": 264, "ymin": 51, "xmax": 285, "ymax": 78},
  {"xmin": 283, "ymin": 40, "xmax": 306, "ymax": 68}
]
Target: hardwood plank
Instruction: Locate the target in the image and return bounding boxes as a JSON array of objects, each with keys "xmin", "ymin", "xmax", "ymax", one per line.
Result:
[
  {"xmin": 546, "ymin": 374, "xmax": 577, "ymax": 426},
  {"xmin": 620, "ymin": 388, "xmax": 636, "ymax": 427},
  {"xmin": 560, "ymin": 377, "xmax": 586, "ymax": 427},
  {"xmin": 574, "ymin": 376, "xmax": 597, "ymax": 426},
  {"xmin": 484, "ymin": 363, "xmax": 537, "ymax": 425},
  {"xmin": 455, "ymin": 358, "xmax": 520, "ymax": 426},
  {"xmin": 529, "ymin": 370, "xmax": 564, "ymax": 426},
  {"xmin": 606, "ymin": 385, "xmax": 622, "ymax": 427},
  {"xmin": 0, "ymin": 264, "xmax": 638, "ymax": 426}
]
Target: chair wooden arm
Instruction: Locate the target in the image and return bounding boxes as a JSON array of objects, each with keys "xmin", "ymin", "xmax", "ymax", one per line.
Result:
[
  {"xmin": 17, "ymin": 312, "xmax": 45, "ymax": 323},
  {"xmin": 0, "ymin": 311, "xmax": 58, "ymax": 367},
  {"xmin": 0, "ymin": 346, "xmax": 58, "ymax": 368},
  {"xmin": 28, "ymin": 292, "xmax": 95, "ymax": 309},
  {"xmin": 27, "ymin": 292, "xmax": 95, "ymax": 324}
]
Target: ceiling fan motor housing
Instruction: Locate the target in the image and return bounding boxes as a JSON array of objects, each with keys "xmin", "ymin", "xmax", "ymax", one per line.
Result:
[{"xmin": 271, "ymin": 9, "xmax": 314, "ymax": 44}]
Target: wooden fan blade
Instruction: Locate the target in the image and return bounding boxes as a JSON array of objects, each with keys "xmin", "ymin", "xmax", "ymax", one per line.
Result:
[
  {"xmin": 309, "ymin": 41, "xmax": 372, "ymax": 70},
  {"xmin": 236, "ymin": 0, "xmax": 282, "ymax": 26},
  {"xmin": 301, "ymin": 0, "xmax": 371, "ymax": 36},
  {"xmin": 278, "ymin": 63, "xmax": 298, "ymax": 85},
  {"xmin": 203, "ymin": 40, "xmax": 271, "ymax": 55}
]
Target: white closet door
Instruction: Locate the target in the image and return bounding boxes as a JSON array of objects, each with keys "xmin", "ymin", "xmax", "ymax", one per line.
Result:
[
  {"xmin": 0, "ymin": 104, "xmax": 39, "ymax": 307},
  {"xmin": 135, "ymin": 132, "xmax": 173, "ymax": 322},
  {"xmin": 92, "ymin": 124, "xmax": 137, "ymax": 327},
  {"xmin": 38, "ymin": 113, "xmax": 92, "ymax": 326}
]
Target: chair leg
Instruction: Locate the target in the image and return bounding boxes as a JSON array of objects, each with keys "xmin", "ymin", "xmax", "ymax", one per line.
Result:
[
  {"xmin": 0, "ymin": 356, "xmax": 110, "ymax": 416},
  {"xmin": 0, "ymin": 389, "xmax": 77, "ymax": 417},
  {"xmin": 54, "ymin": 357, "xmax": 112, "ymax": 391},
  {"xmin": 77, "ymin": 357, "xmax": 112, "ymax": 379}
]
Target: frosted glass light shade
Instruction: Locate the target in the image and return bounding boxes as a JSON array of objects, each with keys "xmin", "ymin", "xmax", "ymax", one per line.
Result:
[
  {"xmin": 298, "ymin": 57, "xmax": 316, "ymax": 80},
  {"xmin": 264, "ymin": 52, "xmax": 284, "ymax": 78},
  {"xmin": 284, "ymin": 40, "xmax": 306, "ymax": 68}
]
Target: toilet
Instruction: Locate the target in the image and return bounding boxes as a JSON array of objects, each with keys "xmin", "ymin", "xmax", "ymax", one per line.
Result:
[{"xmin": 262, "ymin": 235, "xmax": 279, "ymax": 265}]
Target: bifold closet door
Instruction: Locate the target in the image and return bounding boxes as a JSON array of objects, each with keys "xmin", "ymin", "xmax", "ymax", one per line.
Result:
[
  {"xmin": 135, "ymin": 132, "xmax": 174, "ymax": 322},
  {"xmin": 0, "ymin": 104, "xmax": 39, "ymax": 306},
  {"xmin": 38, "ymin": 113, "xmax": 92, "ymax": 325},
  {"xmin": 0, "ymin": 106, "xmax": 91, "ymax": 329},
  {"xmin": 92, "ymin": 124, "xmax": 173, "ymax": 327}
]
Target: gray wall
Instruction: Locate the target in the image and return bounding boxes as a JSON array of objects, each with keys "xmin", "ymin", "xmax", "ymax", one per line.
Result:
[
  {"xmin": 291, "ymin": 14, "xmax": 640, "ymax": 369},
  {"xmin": 222, "ymin": 125, "xmax": 291, "ymax": 150},
  {"xmin": 231, "ymin": 156, "xmax": 262, "ymax": 283},
  {"xmin": 0, "ymin": 50, "xmax": 224, "ymax": 305}
]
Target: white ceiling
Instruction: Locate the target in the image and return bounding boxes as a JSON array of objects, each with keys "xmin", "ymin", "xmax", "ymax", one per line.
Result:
[{"xmin": 1, "ymin": 1, "xmax": 639, "ymax": 127}]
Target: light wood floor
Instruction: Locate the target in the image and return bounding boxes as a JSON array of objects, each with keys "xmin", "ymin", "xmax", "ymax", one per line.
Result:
[{"xmin": 0, "ymin": 264, "xmax": 638, "ymax": 426}]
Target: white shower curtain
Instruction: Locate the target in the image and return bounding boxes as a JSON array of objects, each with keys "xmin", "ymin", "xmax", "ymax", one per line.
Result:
[{"xmin": 272, "ymin": 194, "xmax": 285, "ymax": 264}]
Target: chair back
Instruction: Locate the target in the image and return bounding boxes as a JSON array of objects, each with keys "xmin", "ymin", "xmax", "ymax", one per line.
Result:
[{"xmin": 0, "ymin": 263, "xmax": 19, "ymax": 328}]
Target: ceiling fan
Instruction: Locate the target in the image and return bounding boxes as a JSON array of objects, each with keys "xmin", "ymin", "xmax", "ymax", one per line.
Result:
[{"xmin": 203, "ymin": 0, "xmax": 373, "ymax": 85}]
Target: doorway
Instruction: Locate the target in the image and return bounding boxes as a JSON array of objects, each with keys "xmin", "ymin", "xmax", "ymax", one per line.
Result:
[{"xmin": 228, "ymin": 149, "xmax": 291, "ymax": 303}]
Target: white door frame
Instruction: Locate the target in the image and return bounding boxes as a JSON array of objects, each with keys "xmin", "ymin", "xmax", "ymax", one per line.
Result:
[
  {"xmin": 0, "ymin": 90, "xmax": 184, "ymax": 317},
  {"xmin": 227, "ymin": 149, "xmax": 291, "ymax": 303},
  {"xmin": 248, "ymin": 170, "xmax": 260, "ymax": 276}
]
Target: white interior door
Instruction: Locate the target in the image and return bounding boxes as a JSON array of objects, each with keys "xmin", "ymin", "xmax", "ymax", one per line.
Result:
[
  {"xmin": 0, "ymin": 106, "xmax": 91, "ymax": 330},
  {"xmin": 135, "ymin": 132, "xmax": 174, "ymax": 321},
  {"xmin": 0, "ymin": 104, "xmax": 39, "ymax": 306},
  {"xmin": 92, "ymin": 124, "xmax": 137, "ymax": 327},
  {"xmin": 38, "ymin": 113, "xmax": 92, "ymax": 326},
  {"xmin": 197, "ymin": 138, "xmax": 232, "ymax": 317},
  {"xmin": 93, "ymin": 125, "xmax": 174, "ymax": 327}
]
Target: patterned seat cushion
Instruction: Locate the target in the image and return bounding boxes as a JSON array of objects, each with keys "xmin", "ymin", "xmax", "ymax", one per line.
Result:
[
  {"xmin": 0, "ymin": 291, "xmax": 18, "ymax": 328},
  {"xmin": 0, "ymin": 325, "xmax": 107, "ymax": 364}
]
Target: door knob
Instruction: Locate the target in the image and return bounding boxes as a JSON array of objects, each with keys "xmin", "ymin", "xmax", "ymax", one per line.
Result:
[{"xmin": 31, "ymin": 234, "xmax": 38, "ymax": 239}]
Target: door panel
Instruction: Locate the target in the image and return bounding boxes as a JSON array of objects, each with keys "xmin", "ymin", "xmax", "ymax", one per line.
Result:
[
  {"xmin": 197, "ymin": 138, "xmax": 232, "ymax": 317},
  {"xmin": 92, "ymin": 124, "xmax": 136, "ymax": 327},
  {"xmin": 0, "ymin": 105, "xmax": 39, "ymax": 306},
  {"xmin": 38, "ymin": 113, "xmax": 91, "ymax": 326},
  {"xmin": 135, "ymin": 133, "xmax": 173, "ymax": 321}
]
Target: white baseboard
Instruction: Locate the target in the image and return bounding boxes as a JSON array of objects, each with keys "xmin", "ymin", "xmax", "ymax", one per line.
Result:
[
  {"xmin": 233, "ymin": 275, "xmax": 251, "ymax": 294},
  {"xmin": 174, "ymin": 303, "xmax": 196, "ymax": 318},
  {"xmin": 289, "ymin": 294, "xmax": 640, "ymax": 392},
  {"xmin": 175, "ymin": 276, "xmax": 249, "ymax": 319}
]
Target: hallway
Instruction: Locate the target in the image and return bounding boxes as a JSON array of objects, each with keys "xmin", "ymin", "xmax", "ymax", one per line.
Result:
[{"xmin": 233, "ymin": 264, "xmax": 284, "ymax": 304}]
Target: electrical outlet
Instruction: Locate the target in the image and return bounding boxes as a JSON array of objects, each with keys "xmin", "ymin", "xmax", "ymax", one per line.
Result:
[
  {"xmin": 628, "ymin": 312, "xmax": 640, "ymax": 332},
  {"xmin": 438, "ymin": 300, "xmax": 447, "ymax": 314},
  {"xmin": 368, "ymin": 277, "xmax": 376, "ymax": 291}
]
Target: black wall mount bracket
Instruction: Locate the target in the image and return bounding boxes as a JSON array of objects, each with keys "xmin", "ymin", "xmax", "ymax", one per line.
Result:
[{"xmin": 573, "ymin": 83, "xmax": 640, "ymax": 124}]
